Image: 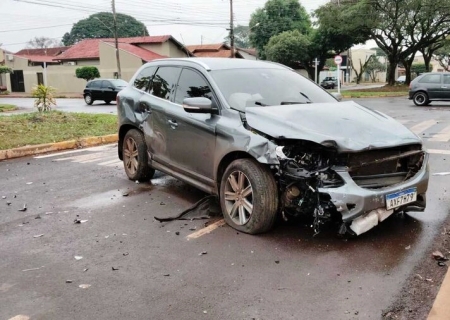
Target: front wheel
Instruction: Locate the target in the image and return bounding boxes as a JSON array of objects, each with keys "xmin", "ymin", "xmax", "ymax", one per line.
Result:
[
  {"xmin": 413, "ymin": 92, "xmax": 430, "ymax": 106},
  {"xmin": 122, "ymin": 129, "xmax": 155, "ymax": 182},
  {"xmin": 219, "ymin": 159, "xmax": 278, "ymax": 234},
  {"xmin": 84, "ymin": 94, "xmax": 93, "ymax": 105}
]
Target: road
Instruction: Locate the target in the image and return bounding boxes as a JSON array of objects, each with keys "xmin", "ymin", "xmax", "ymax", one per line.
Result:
[{"xmin": 0, "ymin": 97, "xmax": 449, "ymax": 319}]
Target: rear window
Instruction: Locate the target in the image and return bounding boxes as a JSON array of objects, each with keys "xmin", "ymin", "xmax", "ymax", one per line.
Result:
[
  {"xmin": 87, "ymin": 81, "xmax": 101, "ymax": 88},
  {"xmin": 419, "ymin": 74, "xmax": 441, "ymax": 84}
]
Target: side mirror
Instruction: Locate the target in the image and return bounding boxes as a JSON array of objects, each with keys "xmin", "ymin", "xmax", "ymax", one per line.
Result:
[
  {"xmin": 108, "ymin": 86, "xmax": 115, "ymax": 90},
  {"xmin": 332, "ymin": 92, "xmax": 343, "ymax": 102},
  {"xmin": 182, "ymin": 97, "xmax": 213, "ymax": 113}
]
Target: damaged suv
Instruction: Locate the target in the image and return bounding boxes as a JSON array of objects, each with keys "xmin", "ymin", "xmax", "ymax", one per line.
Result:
[{"xmin": 117, "ymin": 58, "xmax": 429, "ymax": 236}]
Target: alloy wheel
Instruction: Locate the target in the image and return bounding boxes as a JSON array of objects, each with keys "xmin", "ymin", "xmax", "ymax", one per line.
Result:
[
  {"xmin": 123, "ymin": 137, "xmax": 139, "ymax": 175},
  {"xmin": 224, "ymin": 170, "xmax": 254, "ymax": 225}
]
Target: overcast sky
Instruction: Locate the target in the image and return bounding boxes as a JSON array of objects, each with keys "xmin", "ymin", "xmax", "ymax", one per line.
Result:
[{"xmin": 0, "ymin": 0, "xmax": 329, "ymax": 52}]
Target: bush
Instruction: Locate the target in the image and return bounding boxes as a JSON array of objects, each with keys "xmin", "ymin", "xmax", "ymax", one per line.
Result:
[
  {"xmin": 32, "ymin": 84, "xmax": 57, "ymax": 112},
  {"xmin": 75, "ymin": 66, "xmax": 100, "ymax": 81}
]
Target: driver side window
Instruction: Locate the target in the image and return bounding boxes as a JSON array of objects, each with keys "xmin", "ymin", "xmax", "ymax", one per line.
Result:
[{"xmin": 174, "ymin": 68, "xmax": 216, "ymax": 107}]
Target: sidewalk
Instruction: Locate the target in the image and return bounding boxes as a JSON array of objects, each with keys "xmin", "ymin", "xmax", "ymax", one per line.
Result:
[
  {"xmin": 0, "ymin": 92, "xmax": 82, "ymax": 98},
  {"xmin": 428, "ymin": 267, "xmax": 450, "ymax": 319}
]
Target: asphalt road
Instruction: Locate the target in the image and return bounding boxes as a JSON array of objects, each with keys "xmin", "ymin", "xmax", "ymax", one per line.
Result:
[{"xmin": 1, "ymin": 97, "xmax": 449, "ymax": 319}]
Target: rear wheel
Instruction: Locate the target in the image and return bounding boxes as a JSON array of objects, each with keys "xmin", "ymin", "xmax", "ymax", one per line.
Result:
[
  {"xmin": 122, "ymin": 129, "xmax": 155, "ymax": 182},
  {"xmin": 219, "ymin": 159, "xmax": 278, "ymax": 234},
  {"xmin": 84, "ymin": 94, "xmax": 93, "ymax": 105},
  {"xmin": 413, "ymin": 92, "xmax": 430, "ymax": 106}
]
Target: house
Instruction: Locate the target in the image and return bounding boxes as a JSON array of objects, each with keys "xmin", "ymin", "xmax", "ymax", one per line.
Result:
[
  {"xmin": 3, "ymin": 35, "xmax": 193, "ymax": 93},
  {"xmin": 186, "ymin": 43, "xmax": 244, "ymax": 59},
  {"xmin": 237, "ymin": 48, "xmax": 258, "ymax": 60}
]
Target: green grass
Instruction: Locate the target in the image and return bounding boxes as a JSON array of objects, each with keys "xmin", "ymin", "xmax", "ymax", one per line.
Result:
[
  {"xmin": 0, "ymin": 111, "xmax": 117, "ymax": 150},
  {"xmin": 0, "ymin": 104, "xmax": 18, "ymax": 112},
  {"xmin": 341, "ymin": 91, "xmax": 409, "ymax": 98}
]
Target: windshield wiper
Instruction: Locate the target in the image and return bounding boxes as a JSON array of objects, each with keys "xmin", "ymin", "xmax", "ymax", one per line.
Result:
[
  {"xmin": 280, "ymin": 101, "xmax": 310, "ymax": 105},
  {"xmin": 255, "ymin": 101, "xmax": 269, "ymax": 106}
]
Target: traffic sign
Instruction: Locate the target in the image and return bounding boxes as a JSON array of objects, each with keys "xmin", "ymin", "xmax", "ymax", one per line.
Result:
[{"xmin": 334, "ymin": 55, "xmax": 343, "ymax": 65}]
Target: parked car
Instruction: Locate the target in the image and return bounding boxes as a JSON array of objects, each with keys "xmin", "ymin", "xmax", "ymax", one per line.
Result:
[
  {"xmin": 83, "ymin": 79, "xmax": 128, "ymax": 105},
  {"xmin": 320, "ymin": 76, "xmax": 338, "ymax": 89},
  {"xmin": 117, "ymin": 58, "xmax": 429, "ymax": 237},
  {"xmin": 397, "ymin": 75, "xmax": 406, "ymax": 84},
  {"xmin": 409, "ymin": 72, "xmax": 450, "ymax": 106}
]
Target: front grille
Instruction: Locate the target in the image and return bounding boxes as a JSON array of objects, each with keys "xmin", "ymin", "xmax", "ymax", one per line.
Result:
[{"xmin": 337, "ymin": 144, "xmax": 424, "ymax": 189}]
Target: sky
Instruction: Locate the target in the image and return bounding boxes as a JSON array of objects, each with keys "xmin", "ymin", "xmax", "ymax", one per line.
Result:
[{"xmin": 0, "ymin": 0, "xmax": 329, "ymax": 52}]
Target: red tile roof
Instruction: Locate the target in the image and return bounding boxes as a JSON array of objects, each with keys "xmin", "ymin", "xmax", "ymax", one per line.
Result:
[
  {"xmin": 104, "ymin": 42, "xmax": 167, "ymax": 61},
  {"xmin": 186, "ymin": 43, "xmax": 243, "ymax": 58},
  {"xmin": 15, "ymin": 47, "xmax": 69, "ymax": 56},
  {"xmin": 16, "ymin": 54, "xmax": 58, "ymax": 63},
  {"xmin": 54, "ymin": 35, "xmax": 176, "ymax": 61},
  {"xmin": 238, "ymin": 48, "xmax": 257, "ymax": 56}
]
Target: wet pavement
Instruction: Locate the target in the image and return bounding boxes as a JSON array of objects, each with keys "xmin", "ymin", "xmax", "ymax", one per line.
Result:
[{"xmin": 0, "ymin": 97, "xmax": 449, "ymax": 319}]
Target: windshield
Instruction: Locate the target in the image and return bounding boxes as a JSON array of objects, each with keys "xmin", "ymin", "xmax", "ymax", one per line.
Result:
[
  {"xmin": 111, "ymin": 79, "xmax": 128, "ymax": 87},
  {"xmin": 211, "ymin": 68, "xmax": 336, "ymax": 111}
]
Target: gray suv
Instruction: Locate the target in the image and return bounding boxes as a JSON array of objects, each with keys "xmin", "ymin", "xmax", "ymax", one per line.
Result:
[
  {"xmin": 117, "ymin": 58, "xmax": 428, "ymax": 236},
  {"xmin": 409, "ymin": 72, "xmax": 450, "ymax": 106}
]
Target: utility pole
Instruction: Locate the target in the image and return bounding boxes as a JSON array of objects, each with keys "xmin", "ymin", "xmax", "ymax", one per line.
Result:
[
  {"xmin": 112, "ymin": 0, "xmax": 121, "ymax": 79},
  {"xmin": 314, "ymin": 58, "xmax": 319, "ymax": 84},
  {"xmin": 229, "ymin": 0, "xmax": 235, "ymax": 58}
]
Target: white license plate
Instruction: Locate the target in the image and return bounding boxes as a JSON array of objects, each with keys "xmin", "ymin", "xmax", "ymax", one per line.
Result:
[{"xmin": 386, "ymin": 188, "xmax": 417, "ymax": 210}]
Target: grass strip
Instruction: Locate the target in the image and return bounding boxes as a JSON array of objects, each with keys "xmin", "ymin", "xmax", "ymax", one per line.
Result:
[{"xmin": 0, "ymin": 111, "xmax": 117, "ymax": 150}]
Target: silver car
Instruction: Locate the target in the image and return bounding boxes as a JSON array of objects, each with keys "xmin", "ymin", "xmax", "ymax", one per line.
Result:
[{"xmin": 117, "ymin": 58, "xmax": 429, "ymax": 236}]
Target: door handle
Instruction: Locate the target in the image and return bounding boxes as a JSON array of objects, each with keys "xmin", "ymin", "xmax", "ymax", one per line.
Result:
[{"xmin": 168, "ymin": 119, "xmax": 178, "ymax": 128}]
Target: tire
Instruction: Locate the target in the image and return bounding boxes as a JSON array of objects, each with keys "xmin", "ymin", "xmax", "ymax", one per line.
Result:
[
  {"xmin": 413, "ymin": 92, "xmax": 429, "ymax": 106},
  {"xmin": 219, "ymin": 158, "xmax": 278, "ymax": 234},
  {"xmin": 84, "ymin": 94, "xmax": 93, "ymax": 105},
  {"xmin": 104, "ymin": 100, "xmax": 111, "ymax": 104},
  {"xmin": 122, "ymin": 129, "xmax": 155, "ymax": 182}
]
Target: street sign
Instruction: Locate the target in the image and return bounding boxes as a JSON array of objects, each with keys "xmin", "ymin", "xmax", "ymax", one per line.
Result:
[{"xmin": 334, "ymin": 55, "xmax": 343, "ymax": 65}]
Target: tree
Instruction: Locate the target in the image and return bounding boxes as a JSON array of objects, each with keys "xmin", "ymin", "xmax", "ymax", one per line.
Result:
[
  {"xmin": 265, "ymin": 30, "xmax": 311, "ymax": 69},
  {"xmin": 435, "ymin": 40, "xmax": 450, "ymax": 71},
  {"xmin": 365, "ymin": 55, "xmax": 387, "ymax": 82},
  {"xmin": 0, "ymin": 66, "xmax": 13, "ymax": 74},
  {"xmin": 32, "ymin": 84, "xmax": 56, "ymax": 112},
  {"xmin": 249, "ymin": 0, "xmax": 311, "ymax": 59},
  {"xmin": 76, "ymin": 66, "xmax": 100, "ymax": 82},
  {"xmin": 62, "ymin": 12, "xmax": 149, "ymax": 46},
  {"xmin": 411, "ymin": 63, "xmax": 432, "ymax": 76},
  {"xmin": 26, "ymin": 37, "xmax": 62, "ymax": 49},
  {"xmin": 224, "ymin": 25, "xmax": 251, "ymax": 48},
  {"xmin": 371, "ymin": 47, "xmax": 387, "ymax": 57},
  {"xmin": 317, "ymin": 0, "xmax": 450, "ymax": 85},
  {"xmin": 351, "ymin": 55, "xmax": 372, "ymax": 84}
]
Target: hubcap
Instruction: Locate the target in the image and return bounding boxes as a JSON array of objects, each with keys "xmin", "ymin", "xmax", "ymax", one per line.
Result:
[
  {"xmin": 224, "ymin": 171, "xmax": 253, "ymax": 225},
  {"xmin": 85, "ymin": 95, "xmax": 91, "ymax": 103},
  {"xmin": 416, "ymin": 94, "xmax": 425, "ymax": 103},
  {"xmin": 123, "ymin": 137, "xmax": 139, "ymax": 175}
]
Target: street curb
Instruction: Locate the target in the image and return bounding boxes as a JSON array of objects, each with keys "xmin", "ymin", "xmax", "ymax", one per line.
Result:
[
  {"xmin": 0, "ymin": 134, "xmax": 118, "ymax": 160},
  {"xmin": 342, "ymin": 94, "xmax": 408, "ymax": 99},
  {"xmin": 427, "ymin": 267, "xmax": 450, "ymax": 319}
]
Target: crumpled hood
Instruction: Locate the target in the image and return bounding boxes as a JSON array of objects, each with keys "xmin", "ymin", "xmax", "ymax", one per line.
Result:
[{"xmin": 245, "ymin": 101, "xmax": 421, "ymax": 152}]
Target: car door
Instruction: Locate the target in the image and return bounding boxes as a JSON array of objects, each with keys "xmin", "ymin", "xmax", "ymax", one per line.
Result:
[
  {"xmin": 418, "ymin": 74, "xmax": 442, "ymax": 99},
  {"xmin": 101, "ymin": 80, "xmax": 114, "ymax": 101},
  {"xmin": 442, "ymin": 74, "xmax": 450, "ymax": 99},
  {"xmin": 138, "ymin": 66, "xmax": 182, "ymax": 166},
  {"xmin": 90, "ymin": 80, "xmax": 101, "ymax": 100},
  {"xmin": 164, "ymin": 68, "xmax": 218, "ymax": 182}
]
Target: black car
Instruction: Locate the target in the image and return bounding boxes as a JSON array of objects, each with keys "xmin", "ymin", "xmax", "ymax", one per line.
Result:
[
  {"xmin": 83, "ymin": 79, "xmax": 128, "ymax": 105},
  {"xmin": 409, "ymin": 72, "xmax": 450, "ymax": 106}
]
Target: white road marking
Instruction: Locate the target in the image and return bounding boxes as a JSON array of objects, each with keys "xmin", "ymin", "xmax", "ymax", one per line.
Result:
[
  {"xmin": 430, "ymin": 125, "xmax": 450, "ymax": 142},
  {"xmin": 186, "ymin": 219, "xmax": 226, "ymax": 240},
  {"xmin": 428, "ymin": 149, "xmax": 450, "ymax": 155},
  {"xmin": 410, "ymin": 119, "xmax": 436, "ymax": 134},
  {"xmin": 8, "ymin": 316, "xmax": 30, "ymax": 320},
  {"xmin": 398, "ymin": 119, "xmax": 411, "ymax": 125},
  {"xmin": 98, "ymin": 159, "xmax": 123, "ymax": 166},
  {"xmin": 103, "ymin": 160, "xmax": 122, "ymax": 167},
  {"xmin": 34, "ymin": 145, "xmax": 113, "ymax": 159}
]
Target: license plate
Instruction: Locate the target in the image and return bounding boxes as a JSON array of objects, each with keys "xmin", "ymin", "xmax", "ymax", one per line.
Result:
[{"xmin": 386, "ymin": 188, "xmax": 417, "ymax": 210}]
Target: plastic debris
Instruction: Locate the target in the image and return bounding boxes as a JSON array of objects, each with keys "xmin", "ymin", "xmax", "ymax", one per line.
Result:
[
  {"xmin": 122, "ymin": 192, "xmax": 129, "ymax": 197},
  {"xmin": 22, "ymin": 267, "xmax": 43, "ymax": 272},
  {"xmin": 432, "ymin": 251, "xmax": 449, "ymax": 261},
  {"xmin": 83, "ymin": 268, "xmax": 89, "ymax": 272},
  {"xmin": 66, "ymin": 280, "xmax": 73, "ymax": 283},
  {"xmin": 198, "ymin": 251, "xmax": 207, "ymax": 256},
  {"xmin": 160, "ymin": 202, "xmax": 166, "ymax": 205},
  {"xmin": 438, "ymin": 261, "xmax": 447, "ymax": 267},
  {"xmin": 35, "ymin": 215, "xmax": 41, "ymax": 219},
  {"xmin": 203, "ymin": 311, "xmax": 208, "ymax": 314},
  {"xmin": 1, "ymin": 196, "xmax": 5, "ymax": 199},
  {"xmin": 6, "ymin": 201, "xmax": 11, "ymax": 206},
  {"xmin": 79, "ymin": 284, "xmax": 91, "ymax": 289},
  {"xmin": 74, "ymin": 256, "xmax": 83, "ymax": 260},
  {"xmin": 33, "ymin": 234, "xmax": 44, "ymax": 238},
  {"xmin": 112, "ymin": 267, "xmax": 119, "ymax": 271},
  {"xmin": 275, "ymin": 260, "xmax": 280, "ymax": 264},
  {"xmin": 26, "ymin": 182, "xmax": 33, "ymax": 185},
  {"xmin": 405, "ymin": 245, "xmax": 411, "ymax": 250},
  {"xmin": 163, "ymin": 274, "xmax": 170, "ymax": 277},
  {"xmin": 18, "ymin": 204, "xmax": 27, "ymax": 212},
  {"xmin": 175, "ymin": 232, "xmax": 180, "ymax": 236},
  {"xmin": 74, "ymin": 219, "xmax": 88, "ymax": 224},
  {"xmin": 123, "ymin": 252, "xmax": 129, "ymax": 256}
]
